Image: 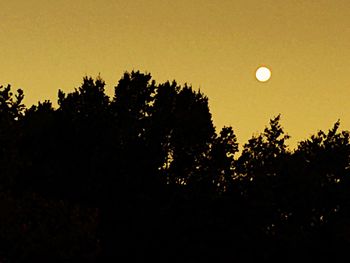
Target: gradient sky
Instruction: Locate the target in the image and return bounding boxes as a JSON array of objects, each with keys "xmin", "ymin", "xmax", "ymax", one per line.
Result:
[{"xmin": 1, "ymin": 0, "xmax": 350, "ymax": 149}]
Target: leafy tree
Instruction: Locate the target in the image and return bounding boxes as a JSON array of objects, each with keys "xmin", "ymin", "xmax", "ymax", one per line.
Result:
[
  {"xmin": 196, "ymin": 126, "xmax": 239, "ymax": 194},
  {"xmin": 0, "ymin": 85, "xmax": 25, "ymax": 122},
  {"xmin": 285, "ymin": 121, "xmax": 350, "ymax": 229},
  {"xmin": 0, "ymin": 85, "xmax": 25, "ymax": 190},
  {"xmin": 152, "ymin": 84, "xmax": 215, "ymax": 188},
  {"xmin": 234, "ymin": 115, "xmax": 291, "ymax": 236},
  {"xmin": 17, "ymin": 101, "xmax": 57, "ymax": 194},
  {"xmin": 57, "ymin": 76, "xmax": 111, "ymax": 202},
  {"xmin": 109, "ymin": 71, "xmax": 157, "ymax": 191},
  {"xmin": 236, "ymin": 115, "xmax": 290, "ymax": 179}
]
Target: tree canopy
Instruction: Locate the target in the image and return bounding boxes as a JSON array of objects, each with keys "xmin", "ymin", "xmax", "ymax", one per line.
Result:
[{"xmin": 0, "ymin": 71, "xmax": 349, "ymax": 262}]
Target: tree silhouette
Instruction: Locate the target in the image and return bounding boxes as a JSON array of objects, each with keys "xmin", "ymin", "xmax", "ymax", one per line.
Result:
[
  {"xmin": 0, "ymin": 72, "xmax": 349, "ymax": 262},
  {"xmin": 283, "ymin": 122, "xmax": 350, "ymax": 228},
  {"xmin": 199, "ymin": 126, "xmax": 239, "ymax": 194},
  {"xmin": 0, "ymin": 85, "xmax": 25, "ymax": 191},
  {"xmin": 235, "ymin": 115, "xmax": 290, "ymax": 222}
]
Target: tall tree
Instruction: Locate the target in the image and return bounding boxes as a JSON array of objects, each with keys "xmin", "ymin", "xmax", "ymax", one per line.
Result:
[
  {"xmin": 0, "ymin": 85, "xmax": 25, "ymax": 191},
  {"xmin": 286, "ymin": 121, "xmax": 350, "ymax": 229},
  {"xmin": 153, "ymin": 84, "xmax": 215, "ymax": 188},
  {"xmin": 235, "ymin": 115, "xmax": 291, "ymax": 233}
]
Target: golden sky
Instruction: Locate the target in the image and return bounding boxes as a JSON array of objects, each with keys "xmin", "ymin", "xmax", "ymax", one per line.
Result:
[{"xmin": 1, "ymin": 0, "xmax": 350, "ymax": 148}]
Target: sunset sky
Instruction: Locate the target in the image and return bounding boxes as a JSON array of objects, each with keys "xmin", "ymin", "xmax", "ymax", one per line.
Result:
[{"xmin": 1, "ymin": 0, "xmax": 350, "ymax": 149}]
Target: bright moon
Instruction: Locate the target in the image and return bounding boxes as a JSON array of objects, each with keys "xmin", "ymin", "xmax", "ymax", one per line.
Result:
[{"xmin": 256, "ymin": 67, "xmax": 271, "ymax": 82}]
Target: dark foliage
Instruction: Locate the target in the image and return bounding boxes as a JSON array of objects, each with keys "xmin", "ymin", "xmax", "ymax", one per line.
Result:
[{"xmin": 0, "ymin": 72, "xmax": 349, "ymax": 262}]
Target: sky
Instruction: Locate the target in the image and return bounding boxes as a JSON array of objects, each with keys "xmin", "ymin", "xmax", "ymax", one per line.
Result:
[{"xmin": 1, "ymin": 0, "xmax": 350, "ymax": 149}]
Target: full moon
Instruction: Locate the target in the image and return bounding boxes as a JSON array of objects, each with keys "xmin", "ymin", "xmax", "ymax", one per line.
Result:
[{"xmin": 256, "ymin": 67, "xmax": 271, "ymax": 82}]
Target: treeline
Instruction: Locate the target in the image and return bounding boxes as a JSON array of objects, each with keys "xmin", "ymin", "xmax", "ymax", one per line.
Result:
[{"xmin": 0, "ymin": 71, "xmax": 349, "ymax": 262}]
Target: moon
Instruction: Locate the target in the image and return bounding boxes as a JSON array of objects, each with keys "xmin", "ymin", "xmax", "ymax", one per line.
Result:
[{"xmin": 256, "ymin": 67, "xmax": 271, "ymax": 82}]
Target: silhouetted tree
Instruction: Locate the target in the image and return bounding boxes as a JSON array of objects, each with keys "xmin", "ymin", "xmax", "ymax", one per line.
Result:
[
  {"xmin": 197, "ymin": 126, "xmax": 239, "ymax": 194},
  {"xmin": 284, "ymin": 121, "xmax": 350, "ymax": 228},
  {"xmin": 0, "ymin": 85, "xmax": 25, "ymax": 191},
  {"xmin": 152, "ymin": 83, "xmax": 215, "ymax": 189},
  {"xmin": 236, "ymin": 115, "xmax": 290, "ymax": 209},
  {"xmin": 56, "ymin": 76, "xmax": 111, "ymax": 202}
]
